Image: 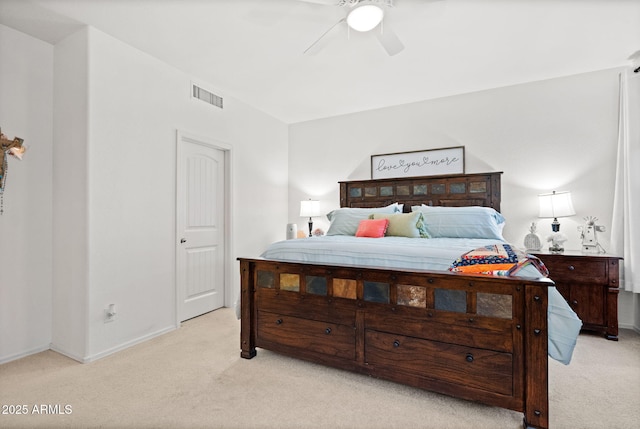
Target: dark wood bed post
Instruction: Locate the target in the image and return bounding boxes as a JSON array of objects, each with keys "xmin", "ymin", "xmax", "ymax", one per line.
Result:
[
  {"xmin": 339, "ymin": 182, "xmax": 347, "ymax": 208},
  {"xmin": 490, "ymin": 172, "xmax": 501, "ymax": 210},
  {"xmin": 240, "ymin": 259, "xmax": 257, "ymax": 359},
  {"xmin": 524, "ymin": 283, "xmax": 549, "ymax": 429}
]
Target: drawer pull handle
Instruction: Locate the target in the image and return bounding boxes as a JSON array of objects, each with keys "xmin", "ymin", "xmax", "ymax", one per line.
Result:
[
  {"xmin": 534, "ymin": 329, "xmax": 541, "ymax": 335},
  {"xmin": 572, "ymin": 300, "xmax": 578, "ymax": 306},
  {"xmin": 325, "ymin": 327, "xmax": 332, "ymax": 335},
  {"xmin": 568, "ymin": 265, "xmax": 575, "ymax": 271},
  {"xmin": 466, "ymin": 353, "xmax": 474, "ymax": 362},
  {"xmin": 276, "ymin": 319, "xmax": 283, "ymax": 325},
  {"xmin": 393, "ymin": 340, "xmax": 400, "ymax": 348}
]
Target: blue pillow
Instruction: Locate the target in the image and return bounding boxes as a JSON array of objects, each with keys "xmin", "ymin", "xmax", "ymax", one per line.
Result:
[
  {"xmin": 411, "ymin": 205, "xmax": 505, "ymax": 240},
  {"xmin": 326, "ymin": 203, "xmax": 402, "ymax": 236}
]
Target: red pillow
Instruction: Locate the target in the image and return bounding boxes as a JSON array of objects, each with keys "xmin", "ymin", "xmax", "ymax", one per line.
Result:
[{"xmin": 355, "ymin": 219, "xmax": 389, "ymax": 238}]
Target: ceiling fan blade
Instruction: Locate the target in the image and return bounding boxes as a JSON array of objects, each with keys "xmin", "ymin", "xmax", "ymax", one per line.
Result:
[
  {"xmin": 304, "ymin": 18, "xmax": 346, "ymax": 55},
  {"xmin": 375, "ymin": 23, "xmax": 404, "ymax": 56}
]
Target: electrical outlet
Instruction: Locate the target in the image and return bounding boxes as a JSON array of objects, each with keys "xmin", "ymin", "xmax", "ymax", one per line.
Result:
[{"xmin": 104, "ymin": 304, "xmax": 116, "ymax": 323}]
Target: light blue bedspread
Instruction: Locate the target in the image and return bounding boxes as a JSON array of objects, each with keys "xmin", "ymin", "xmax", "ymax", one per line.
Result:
[
  {"xmin": 261, "ymin": 236, "xmax": 582, "ymax": 364},
  {"xmin": 263, "ymin": 236, "xmax": 498, "ymax": 269}
]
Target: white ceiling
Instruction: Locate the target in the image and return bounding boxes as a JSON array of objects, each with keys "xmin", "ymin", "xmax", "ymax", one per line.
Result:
[{"xmin": 1, "ymin": 0, "xmax": 639, "ymax": 124}]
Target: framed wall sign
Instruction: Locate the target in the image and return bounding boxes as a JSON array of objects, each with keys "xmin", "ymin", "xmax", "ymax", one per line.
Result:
[{"xmin": 371, "ymin": 146, "xmax": 465, "ymax": 179}]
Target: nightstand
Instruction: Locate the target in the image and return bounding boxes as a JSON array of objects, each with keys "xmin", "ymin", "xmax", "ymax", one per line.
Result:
[{"xmin": 532, "ymin": 250, "xmax": 622, "ymax": 340}]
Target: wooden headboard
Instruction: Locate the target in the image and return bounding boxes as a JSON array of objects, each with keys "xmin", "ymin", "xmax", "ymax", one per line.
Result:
[{"xmin": 339, "ymin": 172, "xmax": 502, "ymax": 213}]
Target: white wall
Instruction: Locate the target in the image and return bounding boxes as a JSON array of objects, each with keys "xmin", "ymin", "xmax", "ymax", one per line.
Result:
[
  {"xmin": 288, "ymin": 68, "xmax": 638, "ymax": 331},
  {"xmin": 81, "ymin": 27, "xmax": 288, "ymax": 360},
  {"xmin": 1, "ymin": 24, "xmax": 288, "ymax": 363},
  {"xmin": 51, "ymin": 27, "xmax": 91, "ymax": 362},
  {"xmin": 0, "ymin": 25, "xmax": 54, "ymax": 363}
]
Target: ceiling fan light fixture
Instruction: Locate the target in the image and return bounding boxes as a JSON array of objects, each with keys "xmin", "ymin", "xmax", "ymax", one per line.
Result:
[{"xmin": 347, "ymin": 3, "xmax": 384, "ymax": 32}]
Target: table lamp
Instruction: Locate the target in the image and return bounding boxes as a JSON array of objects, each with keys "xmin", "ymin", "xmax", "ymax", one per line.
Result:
[
  {"xmin": 538, "ymin": 190, "xmax": 575, "ymax": 252},
  {"xmin": 300, "ymin": 199, "xmax": 320, "ymax": 237}
]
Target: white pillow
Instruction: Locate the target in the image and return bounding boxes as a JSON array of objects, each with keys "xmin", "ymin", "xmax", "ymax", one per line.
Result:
[
  {"xmin": 411, "ymin": 205, "xmax": 505, "ymax": 240},
  {"xmin": 326, "ymin": 203, "xmax": 402, "ymax": 236}
]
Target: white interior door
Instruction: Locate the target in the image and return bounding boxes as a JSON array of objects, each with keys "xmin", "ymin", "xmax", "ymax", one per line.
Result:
[{"xmin": 177, "ymin": 135, "xmax": 226, "ymax": 322}]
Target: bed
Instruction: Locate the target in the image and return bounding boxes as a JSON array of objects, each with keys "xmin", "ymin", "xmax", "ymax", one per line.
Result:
[{"xmin": 239, "ymin": 172, "xmax": 580, "ymax": 429}]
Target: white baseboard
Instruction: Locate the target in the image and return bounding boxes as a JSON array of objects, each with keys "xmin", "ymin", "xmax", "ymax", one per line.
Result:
[
  {"xmin": 0, "ymin": 345, "xmax": 50, "ymax": 365},
  {"xmin": 619, "ymin": 323, "xmax": 640, "ymax": 335},
  {"xmin": 81, "ymin": 324, "xmax": 178, "ymax": 363},
  {"xmin": 4, "ymin": 325, "xmax": 179, "ymax": 365},
  {"xmin": 48, "ymin": 344, "xmax": 87, "ymax": 363}
]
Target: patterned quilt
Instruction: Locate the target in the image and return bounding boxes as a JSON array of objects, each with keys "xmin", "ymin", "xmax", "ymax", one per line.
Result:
[{"xmin": 449, "ymin": 243, "xmax": 549, "ymax": 277}]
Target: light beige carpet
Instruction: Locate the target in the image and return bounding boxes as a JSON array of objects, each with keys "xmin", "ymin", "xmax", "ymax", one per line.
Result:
[{"xmin": 0, "ymin": 308, "xmax": 638, "ymax": 429}]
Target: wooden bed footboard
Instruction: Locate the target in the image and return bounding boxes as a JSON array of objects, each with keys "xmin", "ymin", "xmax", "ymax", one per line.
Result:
[{"xmin": 239, "ymin": 258, "xmax": 551, "ymax": 429}]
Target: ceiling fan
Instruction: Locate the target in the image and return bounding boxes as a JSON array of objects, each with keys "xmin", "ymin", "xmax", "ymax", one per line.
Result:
[{"xmin": 300, "ymin": 0, "xmax": 405, "ymax": 56}]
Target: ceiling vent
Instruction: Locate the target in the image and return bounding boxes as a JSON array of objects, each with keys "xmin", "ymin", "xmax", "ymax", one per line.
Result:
[{"xmin": 192, "ymin": 83, "xmax": 223, "ymax": 109}]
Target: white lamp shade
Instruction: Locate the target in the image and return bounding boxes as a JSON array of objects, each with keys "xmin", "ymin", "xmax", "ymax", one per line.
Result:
[
  {"xmin": 300, "ymin": 200, "xmax": 321, "ymax": 218},
  {"xmin": 538, "ymin": 191, "xmax": 576, "ymax": 219},
  {"xmin": 347, "ymin": 3, "xmax": 384, "ymax": 32}
]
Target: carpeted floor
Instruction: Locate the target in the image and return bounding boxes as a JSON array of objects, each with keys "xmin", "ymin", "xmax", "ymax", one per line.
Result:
[{"xmin": 0, "ymin": 308, "xmax": 638, "ymax": 429}]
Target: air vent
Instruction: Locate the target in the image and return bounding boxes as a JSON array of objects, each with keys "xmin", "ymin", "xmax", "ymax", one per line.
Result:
[{"xmin": 192, "ymin": 83, "xmax": 223, "ymax": 109}]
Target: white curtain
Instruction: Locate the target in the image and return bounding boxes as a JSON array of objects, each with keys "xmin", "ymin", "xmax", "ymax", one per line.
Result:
[{"xmin": 611, "ymin": 70, "xmax": 640, "ymax": 293}]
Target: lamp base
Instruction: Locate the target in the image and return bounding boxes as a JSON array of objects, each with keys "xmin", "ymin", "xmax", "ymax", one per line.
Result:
[
  {"xmin": 549, "ymin": 244, "xmax": 564, "ymax": 254},
  {"xmin": 308, "ymin": 218, "xmax": 313, "ymax": 237}
]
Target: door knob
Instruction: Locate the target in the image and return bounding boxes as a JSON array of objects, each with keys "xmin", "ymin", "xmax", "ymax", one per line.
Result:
[{"xmin": 180, "ymin": 238, "xmax": 187, "ymax": 243}]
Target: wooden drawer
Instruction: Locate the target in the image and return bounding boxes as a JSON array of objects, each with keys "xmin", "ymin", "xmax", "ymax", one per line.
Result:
[
  {"xmin": 364, "ymin": 311, "xmax": 514, "ymax": 353},
  {"xmin": 257, "ymin": 311, "xmax": 355, "ymax": 360},
  {"xmin": 256, "ymin": 289, "xmax": 356, "ymax": 326},
  {"xmin": 542, "ymin": 257, "xmax": 607, "ymax": 284},
  {"xmin": 364, "ymin": 330, "xmax": 513, "ymax": 396}
]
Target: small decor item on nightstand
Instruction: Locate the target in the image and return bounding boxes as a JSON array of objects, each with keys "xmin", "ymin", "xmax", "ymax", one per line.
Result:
[
  {"xmin": 579, "ymin": 216, "xmax": 606, "ymax": 253},
  {"xmin": 546, "ymin": 232, "xmax": 568, "ymax": 253},
  {"xmin": 286, "ymin": 223, "xmax": 297, "ymax": 240},
  {"xmin": 524, "ymin": 222, "xmax": 542, "ymax": 251}
]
